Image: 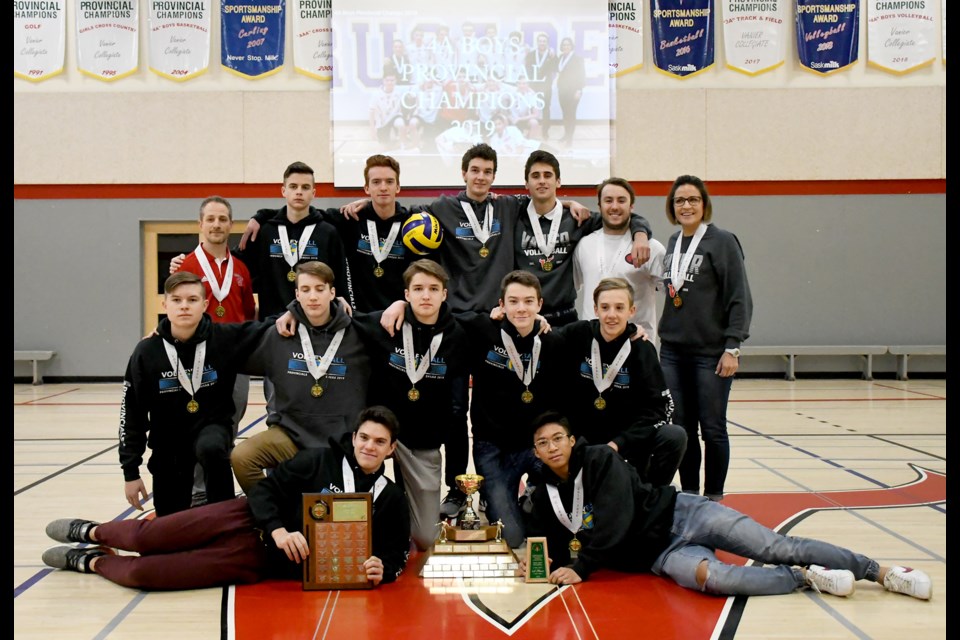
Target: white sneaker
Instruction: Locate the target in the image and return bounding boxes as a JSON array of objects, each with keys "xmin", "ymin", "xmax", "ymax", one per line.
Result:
[
  {"xmin": 805, "ymin": 565, "xmax": 855, "ymax": 596},
  {"xmin": 883, "ymin": 566, "xmax": 932, "ymax": 600}
]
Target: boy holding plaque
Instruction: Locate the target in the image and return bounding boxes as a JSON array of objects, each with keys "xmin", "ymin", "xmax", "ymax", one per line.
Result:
[
  {"xmin": 118, "ymin": 272, "xmax": 270, "ymax": 517},
  {"xmin": 42, "ymin": 406, "xmax": 410, "ymax": 590},
  {"xmin": 521, "ymin": 412, "xmax": 932, "ymax": 600}
]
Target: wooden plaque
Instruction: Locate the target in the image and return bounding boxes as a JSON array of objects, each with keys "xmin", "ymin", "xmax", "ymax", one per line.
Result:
[
  {"xmin": 302, "ymin": 492, "xmax": 373, "ymax": 590},
  {"xmin": 525, "ymin": 537, "xmax": 550, "ymax": 583}
]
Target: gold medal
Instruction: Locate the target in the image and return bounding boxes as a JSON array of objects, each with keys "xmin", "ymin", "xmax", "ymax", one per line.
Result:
[
  {"xmin": 569, "ymin": 537, "xmax": 581, "ymax": 554},
  {"xmin": 311, "ymin": 383, "xmax": 324, "ymax": 398},
  {"xmin": 287, "ymin": 269, "xmax": 297, "ymax": 282},
  {"xmin": 673, "ymin": 295, "xmax": 683, "ymax": 308},
  {"xmin": 541, "ymin": 260, "xmax": 553, "ymax": 272},
  {"xmin": 215, "ymin": 305, "xmax": 226, "ymax": 318},
  {"xmin": 407, "ymin": 387, "xmax": 420, "ymax": 401},
  {"xmin": 374, "ymin": 266, "xmax": 385, "ymax": 278},
  {"xmin": 521, "ymin": 389, "xmax": 534, "ymax": 403},
  {"xmin": 594, "ymin": 396, "xmax": 606, "ymax": 410},
  {"xmin": 186, "ymin": 399, "xmax": 199, "ymax": 413},
  {"xmin": 479, "ymin": 246, "xmax": 490, "ymax": 258}
]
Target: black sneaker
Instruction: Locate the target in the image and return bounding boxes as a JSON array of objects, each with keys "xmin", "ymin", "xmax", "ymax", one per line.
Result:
[
  {"xmin": 439, "ymin": 489, "xmax": 467, "ymax": 518},
  {"xmin": 42, "ymin": 546, "xmax": 108, "ymax": 573},
  {"xmin": 45, "ymin": 519, "xmax": 99, "ymax": 544}
]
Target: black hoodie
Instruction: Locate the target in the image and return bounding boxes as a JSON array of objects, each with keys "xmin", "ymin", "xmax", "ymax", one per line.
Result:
[
  {"xmin": 119, "ymin": 314, "xmax": 270, "ymax": 481},
  {"xmin": 354, "ymin": 302, "xmax": 469, "ymax": 450},
  {"xmin": 234, "ymin": 206, "xmax": 351, "ymax": 318},
  {"xmin": 247, "ymin": 432, "xmax": 410, "ymax": 583},
  {"xmin": 525, "ymin": 438, "xmax": 677, "ymax": 579}
]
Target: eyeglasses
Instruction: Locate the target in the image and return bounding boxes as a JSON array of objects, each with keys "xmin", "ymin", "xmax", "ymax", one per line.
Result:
[
  {"xmin": 534, "ymin": 433, "xmax": 571, "ymax": 451},
  {"xmin": 673, "ymin": 196, "xmax": 703, "ymax": 207}
]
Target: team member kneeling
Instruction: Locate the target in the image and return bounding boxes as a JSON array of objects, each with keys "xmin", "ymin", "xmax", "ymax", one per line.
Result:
[{"xmin": 521, "ymin": 411, "xmax": 932, "ymax": 600}]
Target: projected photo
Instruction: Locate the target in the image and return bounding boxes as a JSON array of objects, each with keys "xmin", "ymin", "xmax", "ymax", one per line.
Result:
[{"xmin": 331, "ymin": 0, "xmax": 610, "ymax": 188}]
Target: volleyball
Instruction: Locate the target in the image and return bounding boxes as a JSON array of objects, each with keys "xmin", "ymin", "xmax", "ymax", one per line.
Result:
[{"xmin": 401, "ymin": 212, "xmax": 443, "ymax": 255}]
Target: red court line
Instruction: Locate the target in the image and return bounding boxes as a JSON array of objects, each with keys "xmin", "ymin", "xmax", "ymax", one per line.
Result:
[
  {"xmin": 870, "ymin": 382, "xmax": 946, "ymax": 399},
  {"xmin": 14, "ymin": 388, "xmax": 81, "ymax": 404},
  {"xmin": 730, "ymin": 396, "xmax": 945, "ymax": 403}
]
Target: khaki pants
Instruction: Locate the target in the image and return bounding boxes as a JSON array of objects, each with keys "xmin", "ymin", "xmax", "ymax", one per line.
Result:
[{"xmin": 230, "ymin": 425, "xmax": 300, "ymax": 494}]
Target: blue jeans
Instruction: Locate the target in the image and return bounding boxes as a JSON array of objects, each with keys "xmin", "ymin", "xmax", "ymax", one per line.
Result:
[
  {"xmin": 472, "ymin": 440, "xmax": 538, "ymax": 548},
  {"xmin": 659, "ymin": 344, "xmax": 732, "ymax": 498},
  {"xmin": 651, "ymin": 494, "xmax": 880, "ymax": 595}
]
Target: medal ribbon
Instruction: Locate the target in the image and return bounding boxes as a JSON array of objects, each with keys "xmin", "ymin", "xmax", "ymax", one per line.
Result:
[
  {"xmin": 459, "ymin": 200, "xmax": 493, "ymax": 246},
  {"xmin": 366, "ymin": 219, "xmax": 402, "ymax": 267},
  {"xmin": 192, "ymin": 244, "xmax": 234, "ymax": 305},
  {"xmin": 162, "ymin": 340, "xmax": 206, "ymax": 401},
  {"xmin": 557, "ymin": 52, "xmax": 572, "ymax": 73},
  {"xmin": 500, "ymin": 329, "xmax": 541, "ymax": 388},
  {"xmin": 297, "ymin": 325, "xmax": 346, "ymax": 385},
  {"xmin": 526, "ymin": 200, "xmax": 564, "ymax": 259},
  {"xmin": 402, "ymin": 324, "xmax": 443, "ymax": 387},
  {"xmin": 546, "ymin": 469, "xmax": 584, "ymax": 535},
  {"xmin": 598, "ymin": 233, "xmax": 632, "ymax": 276},
  {"xmin": 669, "ymin": 222, "xmax": 707, "ymax": 296},
  {"xmin": 590, "ymin": 338, "xmax": 632, "ymax": 395},
  {"xmin": 277, "ymin": 223, "xmax": 317, "ymax": 269},
  {"xmin": 341, "ymin": 457, "xmax": 387, "ymax": 501}
]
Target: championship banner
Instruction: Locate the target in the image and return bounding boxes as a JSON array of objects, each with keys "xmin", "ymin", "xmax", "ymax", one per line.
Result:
[
  {"xmin": 293, "ymin": 0, "xmax": 333, "ymax": 80},
  {"xmin": 650, "ymin": 0, "xmax": 715, "ymax": 78},
  {"xmin": 722, "ymin": 0, "xmax": 786, "ymax": 75},
  {"xmin": 867, "ymin": 1, "xmax": 935, "ymax": 74},
  {"xmin": 795, "ymin": 0, "xmax": 859, "ymax": 75},
  {"xmin": 148, "ymin": 1, "xmax": 211, "ymax": 81},
  {"xmin": 14, "ymin": 1, "xmax": 66, "ymax": 81},
  {"xmin": 609, "ymin": 1, "xmax": 644, "ymax": 76},
  {"xmin": 76, "ymin": 0, "xmax": 139, "ymax": 81},
  {"xmin": 331, "ymin": 0, "xmax": 611, "ymax": 188},
  {"xmin": 221, "ymin": 0, "xmax": 285, "ymax": 79}
]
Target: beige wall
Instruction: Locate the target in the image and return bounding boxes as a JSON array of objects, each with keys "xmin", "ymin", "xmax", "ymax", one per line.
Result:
[{"xmin": 14, "ymin": 7, "xmax": 947, "ymax": 185}]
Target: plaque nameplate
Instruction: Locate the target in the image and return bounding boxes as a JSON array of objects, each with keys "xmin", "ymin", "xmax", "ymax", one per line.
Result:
[{"xmin": 302, "ymin": 492, "xmax": 373, "ymax": 590}]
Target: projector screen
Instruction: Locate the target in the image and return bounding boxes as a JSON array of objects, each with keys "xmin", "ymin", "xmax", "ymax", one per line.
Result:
[{"xmin": 330, "ymin": 0, "xmax": 610, "ymax": 188}]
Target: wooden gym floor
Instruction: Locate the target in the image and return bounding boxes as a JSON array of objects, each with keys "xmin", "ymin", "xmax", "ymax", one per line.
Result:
[{"xmin": 13, "ymin": 378, "xmax": 946, "ymax": 639}]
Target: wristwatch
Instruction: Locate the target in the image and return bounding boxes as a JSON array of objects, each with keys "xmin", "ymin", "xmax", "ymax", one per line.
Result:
[{"xmin": 724, "ymin": 348, "xmax": 741, "ymax": 358}]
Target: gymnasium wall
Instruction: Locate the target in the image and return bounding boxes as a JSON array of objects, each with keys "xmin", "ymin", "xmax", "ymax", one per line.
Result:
[
  {"xmin": 14, "ymin": 7, "xmax": 946, "ymax": 379},
  {"xmin": 13, "ymin": 192, "xmax": 945, "ymax": 379}
]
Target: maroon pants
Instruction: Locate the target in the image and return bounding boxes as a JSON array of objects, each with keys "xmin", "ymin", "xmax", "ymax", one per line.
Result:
[{"xmin": 93, "ymin": 497, "xmax": 272, "ymax": 590}]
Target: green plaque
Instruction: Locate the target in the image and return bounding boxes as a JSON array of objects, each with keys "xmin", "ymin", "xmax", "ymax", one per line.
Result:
[{"xmin": 525, "ymin": 536, "xmax": 549, "ymax": 583}]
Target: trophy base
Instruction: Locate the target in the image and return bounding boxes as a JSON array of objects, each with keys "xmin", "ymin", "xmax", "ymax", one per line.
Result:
[
  {"xmin": 420, "ymin": 524, "xmax": 519, "ymax": 579},
  {"xmin": 442, "ymin": 523, "xmax": 498, "ymax": 542}
]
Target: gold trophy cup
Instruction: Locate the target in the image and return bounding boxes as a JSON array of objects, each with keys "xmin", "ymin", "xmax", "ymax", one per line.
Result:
[{"xmin": 455, "ymin": 473, "xmax": 484, "ymax": 530}]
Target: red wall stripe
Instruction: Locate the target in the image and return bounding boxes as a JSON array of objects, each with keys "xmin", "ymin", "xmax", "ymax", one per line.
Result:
[{"xmin": 13, "ymin": 179, "xmax": 945, "ymax": 200}]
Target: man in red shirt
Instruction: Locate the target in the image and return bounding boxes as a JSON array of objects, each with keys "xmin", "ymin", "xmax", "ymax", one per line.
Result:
[{"xmin": 178, "ymin": 196, "xmax": 257, "ymax": 504}]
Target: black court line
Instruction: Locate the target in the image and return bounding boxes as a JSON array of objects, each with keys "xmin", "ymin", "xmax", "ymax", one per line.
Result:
[{"xmin": 14, "ymin": 443, "xmax": 118, "ymax": 496}]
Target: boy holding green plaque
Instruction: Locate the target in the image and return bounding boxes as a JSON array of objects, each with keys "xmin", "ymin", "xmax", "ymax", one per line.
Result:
[{"xmin": 521, "ymin": 411, "xmax": 932, "ymax": 600}]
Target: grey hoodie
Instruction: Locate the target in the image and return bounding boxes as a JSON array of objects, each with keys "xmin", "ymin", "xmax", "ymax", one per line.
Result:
[{"xmin": 243, "ymin": 299, "xmax": 372, "ymax": 448}]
